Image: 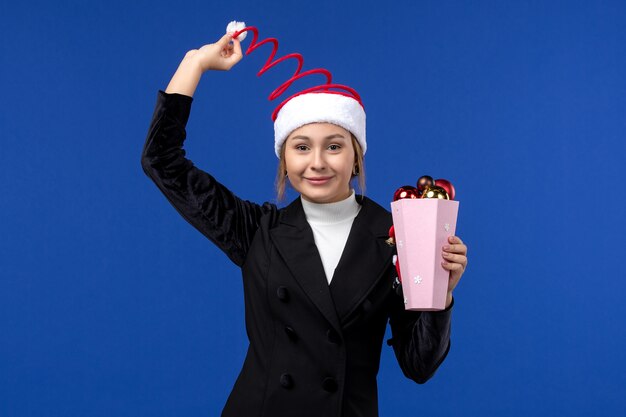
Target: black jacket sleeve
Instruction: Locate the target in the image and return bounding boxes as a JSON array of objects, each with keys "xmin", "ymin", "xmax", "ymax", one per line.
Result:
[
  {"xmin": 387, "ymin": 295, "xmax": 453, "ymax": 384},
  {"xmin": 140, "ymin": 90, "xmax": 277, "ymax": 267}
]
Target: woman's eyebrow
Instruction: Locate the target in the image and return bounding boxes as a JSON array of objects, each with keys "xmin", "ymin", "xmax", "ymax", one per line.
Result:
[{"xmin": 289, "ymin": 134, "xmax": 347, "ymax": 141}]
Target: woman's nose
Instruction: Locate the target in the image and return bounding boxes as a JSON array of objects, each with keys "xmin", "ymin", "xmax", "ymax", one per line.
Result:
[{"xmin": 310, "ymin": 149, "xmax": 327, "ymax": 170}]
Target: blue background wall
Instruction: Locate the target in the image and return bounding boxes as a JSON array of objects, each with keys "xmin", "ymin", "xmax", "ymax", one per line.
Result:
[{"xmin": 1, "ymin": 1, "xmax": 624, "ymax": 416}]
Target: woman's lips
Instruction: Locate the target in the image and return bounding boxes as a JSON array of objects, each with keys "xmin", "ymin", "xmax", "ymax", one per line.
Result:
[{"xmin": 305, "ymin": 177, "xmax": 332, "ymax": 185}]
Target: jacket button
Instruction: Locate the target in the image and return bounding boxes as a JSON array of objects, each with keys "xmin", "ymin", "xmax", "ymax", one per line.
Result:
[
  {"xmin": 361, "ymin": 299, "xmax": 373, "ymax": 313},
  {"xmin": 285, "ymin": 326, "xmax": 298, "ymax": 341},
  {"xmin": 322, "ymin": 377, "xmax": 338, "ymax": 393},
  {"xmin": 280, "ymin": 373, "xmax": 294, "ymax": 389},
  {"xmin": 326, "ymin": 329, "xmax": 341, "ymax": 345},
  {"xmin": 277, "ymin": 286, "xmax": 289, "ymax": 302}
]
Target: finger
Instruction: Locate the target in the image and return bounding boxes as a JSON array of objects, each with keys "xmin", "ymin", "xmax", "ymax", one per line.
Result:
[
  {"xmin": 448, "ymin": 235, "xmax": 464, "ymax": 245},
  {"xmin": 442, "ymin": 261, "xmax": 465, "ymax": 271},
  {"xmin": 225, "ymin": 42, "xmax": 243, "ymax": 67},
  {"xmin": 231, "ymin": 37, "xmax": 243, "ymax": 57},
  {"xmin": 443, "ymin": 243, "xmax": 467, "ymax": 254},
  {"xmin": 216, "ymin": 32, "xmax": 233, "ymax": 48},
  {"xmin": 442, "ymin": 252, "xmax": 467, "ymax": 264}
]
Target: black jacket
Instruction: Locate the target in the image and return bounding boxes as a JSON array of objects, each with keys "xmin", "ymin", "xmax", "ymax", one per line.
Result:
[{"xmin": 141, "ymin": 90, "xmax": 453, "ymax": 417}]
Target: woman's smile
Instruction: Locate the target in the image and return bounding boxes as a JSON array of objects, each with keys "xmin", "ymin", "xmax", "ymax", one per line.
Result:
[{"xmin": 304, "ymin": 176, "xmax": 333, "ymax": 185}]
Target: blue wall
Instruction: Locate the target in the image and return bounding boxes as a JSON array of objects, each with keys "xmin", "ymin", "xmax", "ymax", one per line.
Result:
[{"xmin": 1, "ymin": 1, "xmax": 624, "ymax": 415}]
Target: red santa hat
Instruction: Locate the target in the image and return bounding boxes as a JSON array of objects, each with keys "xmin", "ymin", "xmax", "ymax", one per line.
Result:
[{"xmin": 227, "ymin": 21, "xmax": 367, "ymax": 158}]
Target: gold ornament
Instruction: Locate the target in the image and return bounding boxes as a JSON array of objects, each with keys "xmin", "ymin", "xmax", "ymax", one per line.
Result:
[{"xmin": 422, "ymin": 185, "xmax": 450, "ymax": 200}]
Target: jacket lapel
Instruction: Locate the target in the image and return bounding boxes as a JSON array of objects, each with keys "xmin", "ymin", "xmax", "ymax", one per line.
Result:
[
  {"xmin": 270, "ymin": 197, "xmax": 342, "ymax": 333},
  {"xmin": 329, "ymin": 196, "xmax": 395, "ymax": 324},
  {"xmin": 269, "ymin": 195, "xmax": 395, "ymax": 332}
]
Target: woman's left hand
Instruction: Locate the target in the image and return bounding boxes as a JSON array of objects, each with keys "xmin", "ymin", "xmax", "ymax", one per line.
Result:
[{"xmin": 441, "ymin": 235, "xmax": 468, "ymax": 307}]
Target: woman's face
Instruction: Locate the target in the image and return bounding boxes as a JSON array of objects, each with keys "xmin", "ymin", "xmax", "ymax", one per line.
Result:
[{"xmin": 284, "ymin": 122, "xmax": 356, "ymax": 204}]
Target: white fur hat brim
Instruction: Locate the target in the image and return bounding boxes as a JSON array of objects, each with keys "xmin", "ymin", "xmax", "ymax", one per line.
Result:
[{"xmin": 273, "ymin": 92, "xmax": 366, "ymax": 158}]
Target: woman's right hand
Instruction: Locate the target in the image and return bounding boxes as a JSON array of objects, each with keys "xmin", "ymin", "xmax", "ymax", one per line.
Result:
[
  {"xmin": 186, "ymin": 33, "xmax": 243, "ymax": 73},
  {"xmin": 165, "ymin": 32, "xmax": 243, "ymax": 97}
]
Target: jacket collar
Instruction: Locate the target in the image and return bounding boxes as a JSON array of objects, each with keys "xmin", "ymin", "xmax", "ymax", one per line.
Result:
[{"xmin": 269, "ymin": 194, "xmax": 394, "ymax": 333}]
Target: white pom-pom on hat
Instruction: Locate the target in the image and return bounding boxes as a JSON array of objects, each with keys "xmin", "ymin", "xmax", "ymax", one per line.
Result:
[{"xmin": 226, "ymin": 21, "xmax": 247, "ymax": 41}]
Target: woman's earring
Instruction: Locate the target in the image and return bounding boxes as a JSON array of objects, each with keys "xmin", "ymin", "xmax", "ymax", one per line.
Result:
[
  {"xmin": 352, "ymin": 166, "xmax": 359, "ymax": 176},
  {"xmin": 284, "ymin": 170, "xmax": 288, "ymax": 177}
]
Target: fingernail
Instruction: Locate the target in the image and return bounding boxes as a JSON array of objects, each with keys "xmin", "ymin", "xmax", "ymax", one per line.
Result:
[{"xmin": 443, "ymin": 245, "xmax": 450, "ymax": 250}]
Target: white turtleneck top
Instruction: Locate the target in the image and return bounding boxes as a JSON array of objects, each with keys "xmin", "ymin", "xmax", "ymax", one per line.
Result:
[{"xmin": 300, "ymin": 189, "xmax": 362, "ymax": 284}]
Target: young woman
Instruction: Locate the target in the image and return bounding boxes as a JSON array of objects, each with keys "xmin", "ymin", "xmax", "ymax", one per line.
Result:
[{"xmin": 141, "ymin": 30, "xmax": 468, "ymax": 417}]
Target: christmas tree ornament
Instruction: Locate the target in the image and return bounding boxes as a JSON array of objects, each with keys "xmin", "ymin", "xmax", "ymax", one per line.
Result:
[
  {"xmin": 422, "ymin": 185, "xmax": 450, "ymax": 200},
  {"xmin": 435, "ymin": 178, "xmax": 455, "ymax": 200},
  {"xmin": 393, "ymin": 185, "xmax": 419, "ymax": 201},
  {"xmin": 416, "ymin": 175, "xmax": 435, "ymax": 196}
]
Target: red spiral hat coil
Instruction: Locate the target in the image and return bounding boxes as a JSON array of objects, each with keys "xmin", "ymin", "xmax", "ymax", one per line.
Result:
[{"xmin": 230, "ymin": 26, "xmax": 364, "ymax": 121}]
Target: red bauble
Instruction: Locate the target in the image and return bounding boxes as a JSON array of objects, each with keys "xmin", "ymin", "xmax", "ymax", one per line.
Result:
[
  {"xmin": 416, "ymin": 175, "xmax": 435, "ymax": 196},
  {"xmin": 393, "ymin": 185, "xmax": 419, "ymax": 201},
  {"xmin": 388, "ymin": 225, "xmax": 395, "ymax": 239},
  {"xmin": 434, "ymin": 178, "xmax": 456, "ymax": 200}
]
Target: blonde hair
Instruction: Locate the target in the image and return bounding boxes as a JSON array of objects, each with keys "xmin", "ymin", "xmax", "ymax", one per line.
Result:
[{"xmin": 275, "ymin": 133, "xmax": 366, "ymax": 202}]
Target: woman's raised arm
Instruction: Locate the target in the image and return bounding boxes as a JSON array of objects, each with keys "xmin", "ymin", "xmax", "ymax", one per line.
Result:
[{"xmin": 141, "ymin": 33, "xmax": 276, "ymax": 267}]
